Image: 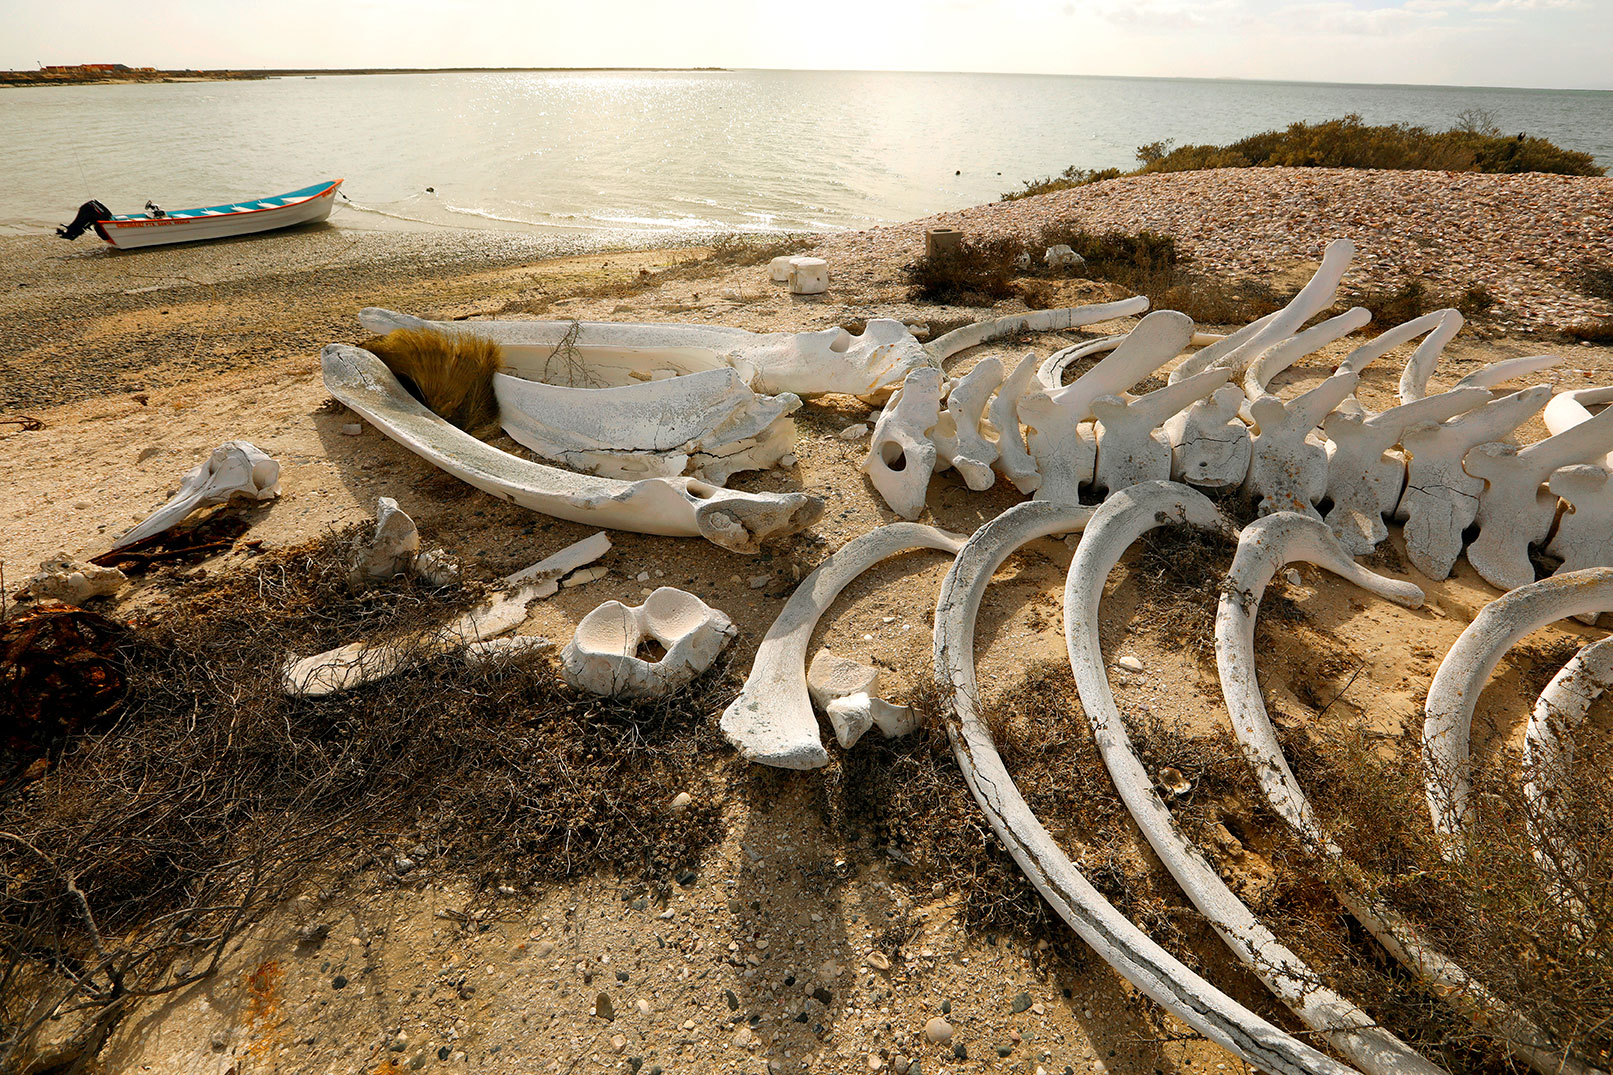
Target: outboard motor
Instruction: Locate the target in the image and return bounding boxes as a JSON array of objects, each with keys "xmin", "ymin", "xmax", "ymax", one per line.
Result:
[{"xmin": 58, "ymin": 200, "xmax": 112, "ymax": 241}]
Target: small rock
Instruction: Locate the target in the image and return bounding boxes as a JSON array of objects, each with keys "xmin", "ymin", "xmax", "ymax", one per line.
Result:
[
  {"xmin": 893, "ymin": 1056, "xmax": 910, "ymax": 1074},
  {"xmin": 635, "ymin": 998, "xmax": 652, "ymax": 1015},
  {"xmin": 1010, "ymin": 992, "xmax": 1032, "ymax": 1013},
  {"xmin": 669, "ymin": 791, "xmax": 692, "ymax": 813},
  {"xmin": 393, "ymin": 856, "xmax": 415, "ymax": 873},
  {"xmin": 1116, "ymin": 655, "xmax": 1144, "ymax": 673},
  {"xmin": 593, "ymin": 991, "xmax": 614, "ymax": 1021},
  {"xmin": 838, "ymin": 423, "xmax": 870, "ymax": 440},
  {"xmin": 867, "ymin": 950, "xmax": 891, "ymax": 971},
  {"xmin": 749, "ymin": 575, "xmax": 770, "ymax": 589},
  {"xmin": 780, "ymin": 454, "xmax": 797, "ymax": 466},
  {"xmin": 868, "ymin": 1054, "xmax": 884, "ymax": 1070},
  {"xmin": 953, "ymin": 1043, "xmax": 968, "ymax": 1060},
  {"xmin": 611, "ymin": 1034, "xmax": 627, "ymax": 1052},
  {"xmin": 331, "ymin": 975, "xmax": 347, "ymax": 989},
  {"xmin": 923, "ymin": 1017, "xmax": 953, "ymax": 1044},
  {"xmin": 342, "ymin": 423, "xmax": 363, "ymax": 435},
  {"xmin": 1284, "ymin": 568, "xmax": 1302, "ymax": 586},
  {"xmin": 534, "ymin": 939, "xmax": 555, "ymax": 958}
]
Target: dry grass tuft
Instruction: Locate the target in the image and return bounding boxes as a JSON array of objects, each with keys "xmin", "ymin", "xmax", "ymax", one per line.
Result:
[{"xmin": 359, "ymin": 327, "xmax": 504, "ymax": 435}]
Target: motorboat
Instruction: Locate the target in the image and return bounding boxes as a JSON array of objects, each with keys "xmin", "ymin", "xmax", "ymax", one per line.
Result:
[{"xmin": 57, "ymin": 179, "xmax": 342, "ymax": 249}]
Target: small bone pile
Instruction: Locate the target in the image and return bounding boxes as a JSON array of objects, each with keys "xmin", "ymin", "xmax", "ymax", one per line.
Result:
[{"xmin": 862, "ymin": 238, "xmax": 1613, "ymax": 592}]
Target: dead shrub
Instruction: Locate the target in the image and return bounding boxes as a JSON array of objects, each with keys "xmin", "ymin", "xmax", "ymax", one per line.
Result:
[{"xmin": 901, "ymin": 236, "xmax": 1022, "ymax": 305}]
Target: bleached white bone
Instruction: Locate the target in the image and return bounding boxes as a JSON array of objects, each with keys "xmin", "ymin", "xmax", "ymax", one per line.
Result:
[
  {"xmin": 494, "ymin": 366, "xmax": 800, "ymax": 484},
  {"xmin": 1395, "ymin": 385, "xmax": 1550, "ymax": 580},
  {"xmin": 807, "ymin": 650, "xmax": 918, "ymax": 747},
  {"xmin": 863, "ymin": 367, "xmax": 944, "ymax": 519},
  {"xmin": 1215, "ymin": 514, "xmax": 1592, "ymax": 1075},
  {"xmin": 322, "ymin": 344, "xmax": 822, "ymax": 554},
  {"xmin": 931, "ymin": 358, "xmax": 1002, "ymax": 491},
  {"xmin": 1464, "ymin": 402, "xmax": 1613, "ymax": 591},
  {"xmin": 767, "ymin": 255, "xmax": 795, "ymax": 283},
  {"xmin": 1090, "ymin": 368, "xmax": 1231, "ymax": 496},
  {"xmin": 922, "ymin": 297, "xmax": 1150, "ymax": 362},
  {"xmin": 1453, "ymin": 353, "xmax": 1566, "ymax": 393},
  {"xmin": 721, "ymin": 524, "xmax": 966, "ymax": 769},
  {"xmin": 1424, "ymin": 567, "xmax": 1613, "ymax": 843},
  {"xmin": 1035, "ymin": 335, "xmax": 1123, "ymax": 393},
  {"xmin": 1546, "ymin": 465, "xmax": 1613, "ymax": 582},
  {"xmin": 282, "ymin": 532, "xmax": 611, "ymax": 697},
  {"xmin": 1240, "ymin": 306, "xmax": 1371, "ymax": 405},
  {"xmin": 463, "ymin": 635, "xmax": 551, "ymax": 667},
  {"xmin": 22, "ymin": 554, "xmax": 126, "ymax": 605},
  {"xmin": 359, "ymin": 307, "xmax": 930, "ymax": 402},
  {"xmin": 1320, "ymin": 387, "xmax": 1490, "ymax": 555},
  {"xmin": 989, "ymin": 353, "xmax": 1043, "ymax": 493},
  {"xmin": 786, "ymin": 257, "xmax": 828, "ymax": 295},
  {"xmin": 1021, "ymin": 393, "xmax": 1094, "ymax": 505},
  {"xmin": 349, "ymin": 496, "xmax": 421, "ymax": 587},
  {"xmin": 1165, "ymin": 384, "xmax": 1252, "ymax": 489},
  {"xmin": 1243, "ymin": 372, "xmax": 1359, "ymax": 517},
  {"xmin": 1046, "ymin": 311, "xmax": 1195, "ymax": 413},
  {"xmin": 1171, "ymin": 238, "xmax": 1356, "ymax": 384},
  {"xmin": 1527, "ymin": 636, "xmax": 1612, "ymax": 924},
  {"xmin": 1543, "ymin": 386, "xmax": 1613, "ymax": 469},
  {"xmin": 1068, "ymin": 485, "xmax": 1441, "ymax": 1075},
  {"xmin": 114, "ymin": 440, "xmax": 280, "ymax": 549},
  {"xmin": 1044, "ymin": 244, "xmax": 1082, "ymax": 269},
  {"xmin": 560, "ymin": 587, "xmax": 735, "ymax": 699},
  {"xmin": 931, "ymin": 498, "xmax": 1361, "ymax": 1075},
  {"xmin": 1384, "ymin": 309, "xmax": 1465, "ymax": 402}
]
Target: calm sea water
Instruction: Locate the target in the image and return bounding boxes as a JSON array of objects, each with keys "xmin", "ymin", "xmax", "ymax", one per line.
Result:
[{"xmin": 2, "ymin": 70, "xmax": 1608, "ymax": 239}]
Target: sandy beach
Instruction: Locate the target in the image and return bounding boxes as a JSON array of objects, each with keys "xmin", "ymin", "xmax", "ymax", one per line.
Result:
[{"xmin": 3, "ymin": 168, "xmax": 1612, "ymax": 1075}]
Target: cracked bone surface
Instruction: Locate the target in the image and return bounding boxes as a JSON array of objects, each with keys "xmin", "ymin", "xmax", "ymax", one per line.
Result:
[
  {"xmin": 113, "ymin": 439, "xmax": 281, "ymax": 550},
  {"xmin": 282, "ymin": 532, "xmax": 610, "ymax": 697},
  {"xmin": 1164, "ymin": 383, "xmax": 1252, "ymax": 489},
  {"xmin": 358, "ymin": 306, "xmax": 930, "ymax": 401},
  {"xmin": 807, "ymin": 649, "xmax": 918, "ymax": 747},
  {"xmin": 721, "ymin": 523, "xmax": 966, "ymax": 769},
  {"xmin": 1067, "ymin": 485, "xmax": 1440, "ymax": 1075},
  {"xmin": 930, "ymin": 357, "xmax": 1002, "ymax": 491},
  {"xmin": 349, "ymin": 496, "xmax": 421, "ymax": 587},
  {"xmin": 1395, "ymin": 384, "xmax": 1550, "ymax": 580},
  {"xmin": 1036, "ymin": 335, "xmax": 1123, "ymax": 393},
  {"xmin": 322, "ymin": 344, "xmax": 822, "ymax": 554},
  {"xmin": 494, "ymin": 366, "xmax": 800, "ymax": 484},
  {"xmin": 22, "ymin": 554, "xmax": 126, "ymax": 605},
  {"xmin": 1527, "ymin": 635, "xmax": 1612, "ymax": 919},
  {"xmin": 863, "ymin": 367, "xmax": 944, "ymax": 520},
  {"xmin": 1215, "ymin": 514, "xmax": 1588, "ymax": 1075},
  {"xmin": 1089, "ymin": 367, "xmax": 1230, "ymax": 496},
  {"xmin": 1242, "ymin": 371, "xmax": 1359, "ymax": 517},
  {"xmin": 1320, "ymin": 387, "xmax": 1490, "ymax": 556},
  {"xmin": 560, "ymin": 587, "xmax": 735, "ymax": 700},
  {"xmin": 1424, "ymin": 568, "xmax": 1613, "ymax": 844},
  {"xmin": 1464, "ymin": 402, "xmax": 1613, "ymax": 591},
  {"xmin": 931, "ymin": 499, "xmax": 1360, "ymax": 1075}
]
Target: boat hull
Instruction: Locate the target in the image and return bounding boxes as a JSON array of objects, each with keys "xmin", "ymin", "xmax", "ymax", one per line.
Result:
[{"xmin": 98, "ymin": 179, "xmax": 342, "ymax": 249}]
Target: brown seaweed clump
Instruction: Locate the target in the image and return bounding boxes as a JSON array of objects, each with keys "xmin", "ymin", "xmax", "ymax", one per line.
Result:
[{"xmin": 359, "ymin": 327, "xmax": 504, "ymax": 435}]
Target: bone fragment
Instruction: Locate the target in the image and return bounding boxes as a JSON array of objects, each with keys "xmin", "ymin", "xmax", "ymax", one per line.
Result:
[
  {"xmin": 349, "ymin": 497, "xmax": 421, "ymax": 588},
  {"xmin": 932, "ymin": 498, "xmax": 1360, "ymax": 1075},
  {"xmin": 282, "ymin": 532, "xmax": 610, "ymax": 697},
  {"xmin": 807, "ymin": 650, "xmax": 918, "ymax": 746},
  {"xmin": 931, "ymin": 358, "xmax": 1002, "ymax": 491},
  {"xmin": 22, "ymin": 554, "xmax": 126, "ymax": 605},
  {"xmin": 721, "ymin": 524, "xmax": 965, "ymax": 769},
  {"xmin": 1164, "ymin": 384, "xmax": 1252, "ymax": 489},
  {"xmin": 863, "ymin": 367, "xmax": 945, "ymax": 519},
  {"xmin": 1067, "ymin": 485, "xmax": 1441, "ymax": 1075},
  {"xmin": 1424, "ymin": 567, "xmax": 1613, "ymax": 843},
  {"xmin": 561, "ymin": 587, "xmax": 735, "ymax": 699},
  {"xmin": 322, "ymin": 344, "xmax": 822, "ymax": 554},
  {"xmin": 114, "ymin": 440, "xmax": 280, "ymax": 549}
]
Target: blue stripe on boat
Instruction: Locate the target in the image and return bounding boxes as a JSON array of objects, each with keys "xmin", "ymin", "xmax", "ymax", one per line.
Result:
[{"xmin": 111, "ymin": 180, "xmax": 338, "ymax": 222}]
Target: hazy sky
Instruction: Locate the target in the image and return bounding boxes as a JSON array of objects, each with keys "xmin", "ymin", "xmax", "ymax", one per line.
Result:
[{"xmin": 4, "ymin": 0, "xmax": 1607, "ymax": 90}]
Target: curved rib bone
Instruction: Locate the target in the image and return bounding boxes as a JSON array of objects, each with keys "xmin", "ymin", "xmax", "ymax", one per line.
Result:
[
  {"xmin": 932, "ymin": 499, "xmax": 1361, "ymax": 1075},
  {"xmin": 932, "ymin": 358, "xmax": 1003, "ymax": 491},
  {"xmin": 1424, "ymin": 567, "xmax": 1613, "ymax": 843},
  {"xmin": 1464, "ymin": 402, "xmax": 1613, "ymax": 591},
  {"xmin": 1243, "ymin": 371, "xmax": 1359, "ymax": 517},
  {"xmin": 1089, "ymin": 368, "xmax": 1231, "ymax": 497},
  {"xmin": 864, "ymin": 367, "xmax": 944, "ymax": 519},
  {"xmin": 923, "ymin": 297, "xmax": 1149, "ymax": 362},
  {"xmin": 1395, "ymin": 385, "xmax": 1551, "ymax": 580},
  {"xmin": 1321, "ymin": 387, "xmax": 1490, "ymax": 556},
  {"xmin": 322, "ymin": 344, "xmax": 823, "ymax": 554},
  {"xmin": 1215, "ymin": 514, "xmax": 1595, "ymax": 1075},
  {"xmin": 1068, "ymin": 485, "xmax": 1441, "ymax": 1075},
  {"xmin": 721, "ymin": 523, "xmax": 966, "ymax": 769},
  {"xmin": 1035, "ymin": 335, "xmax": 1124, "ymax": 393}
]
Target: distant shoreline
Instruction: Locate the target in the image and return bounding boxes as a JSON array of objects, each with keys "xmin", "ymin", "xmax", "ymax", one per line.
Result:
[{"xmin": 0, "ymin": 66, "xmax": 729, "ymax": 88}]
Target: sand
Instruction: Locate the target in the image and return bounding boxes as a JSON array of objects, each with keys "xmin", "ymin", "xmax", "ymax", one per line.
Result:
[{"xmin": 3, "ymin": 168, "xmax": 1612, "ymax": 1075}]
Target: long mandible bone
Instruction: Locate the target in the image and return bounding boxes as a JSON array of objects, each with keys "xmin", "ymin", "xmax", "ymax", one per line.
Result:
[
  {"xmin": 990, "ymin": 353, "xmax": 1043, "ymax": 493},
  {"xmin": 1464, "ymin": 402, "xmax": 1613, "ymax": 591},
  {"xmin": 1215, "ymin": 515, "xmax": 1595, "ymax": 1075},
  {"xmin": 932, "ymin": 358, "xmax": 1003, "ymax": 491},
  {"xmin": 114, "ymin": 440, "xmax": 281, "ymax": 550},
  {"xmin": 1395, "ymin": 385, "xmax": 1551, "ymax": 581},
  {"xmin": 1165, "ymin": 383, "xmax": 1252, "ymax": 489},
  {"xmin": 721, "ymin": 523, "xmax": 966, "ymax": 769},
  {"xmin": 1068, "ymin": 485, "xmax": 1442, "ymax": 1075},
  {"xmin": 1171, "ymin": 238, "xmax": 1356, "ymax": 384},
  {"xmin": 863, "ymin": 367, "xmax": 944, "ymax": 519},
  {"xmin": 1320, "ymin": 387, "xmax": 1491, "ymax": 556},
  {"xmin": 1089, "ymin": 368, "xmax": 1231, "ymax": 497},
  {"xmin": 322, "ymin": 344, "xmax": 823, "ymax": 554},
  {"xmin": 1243, "ymin": 371, "xmax": 1359, "ymax": 517},
  {"xmin": 1424, "ymin": 568, "xmax": 1613, "ymax": 845},
  {"xmin": 932, "ymin": 499, "xmax": 1362, "ymax": 1075}
]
